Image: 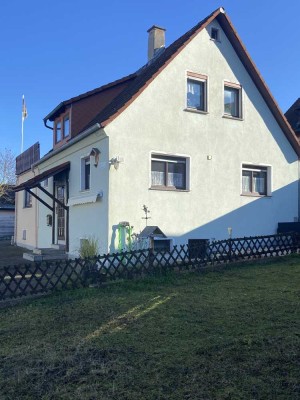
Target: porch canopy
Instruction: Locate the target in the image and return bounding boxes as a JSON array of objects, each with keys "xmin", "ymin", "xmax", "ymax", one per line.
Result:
[{"xmin": 14, "ymin": 162, "xmax": 70, "ymax": 192}]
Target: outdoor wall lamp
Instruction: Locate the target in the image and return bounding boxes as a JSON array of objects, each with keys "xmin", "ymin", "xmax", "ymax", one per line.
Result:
[{"xmin": 109, "ymin": 156, "xmax": 124, "ymax": 170}]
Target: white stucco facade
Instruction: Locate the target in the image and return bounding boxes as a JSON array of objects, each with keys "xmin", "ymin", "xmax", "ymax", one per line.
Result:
[
  {"xmin": 15, "ymin": 170, "xmax": 38, "ymax": 249},
  {"xmin": 105, "ymin": 20, "xmax": 298, "ymax": 248},
  {"xmin": 15, "ymin": 19, "xmax": 299, "ymax": 256}
]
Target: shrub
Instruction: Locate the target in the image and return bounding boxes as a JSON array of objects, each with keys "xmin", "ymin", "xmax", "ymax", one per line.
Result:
[{"xmin": 79, "ymin": 237, "xmax": 99, "ymax": 259}]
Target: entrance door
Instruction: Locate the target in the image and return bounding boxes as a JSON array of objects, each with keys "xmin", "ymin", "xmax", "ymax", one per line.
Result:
[{"xmin": 57, "ymin": 185, "xmax": 65, "ymax": 241}]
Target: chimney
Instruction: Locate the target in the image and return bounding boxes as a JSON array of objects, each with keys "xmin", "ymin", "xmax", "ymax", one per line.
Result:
[{"xmin": 147, "ymin": 25, "xmax": 166, "ymax": 61}]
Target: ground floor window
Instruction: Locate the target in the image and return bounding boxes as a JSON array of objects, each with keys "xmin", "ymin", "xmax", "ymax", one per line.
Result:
[
  {"xmin": 242, "ymin": 164, "xmax": 270, "ymax": 196},
  {"xmin": 151, "ymin": 154, "xmax": 188, "ymax": 190}
]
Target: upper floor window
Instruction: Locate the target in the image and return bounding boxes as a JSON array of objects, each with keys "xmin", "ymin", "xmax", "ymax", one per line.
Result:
[
  {"xmin": 186, "ymin": 72, "xmax": 207, "ymax": 112},
  {"xmin": 55, "ymin": 121, "xmax": 62, "ymax": 143},
  {"xmin": 24, "ymin": 190, "xmax": 32, "ymax": 208},
  {"xmin": 63, "ymin": 115, "xmax": 70, "ymax": 138},
  {"xmin": 151, "ymin": 154, "xmax": 188, "ymax": 190},
  {"xmin": 55, "ymin": 112, "xmax": 70, "ymax": 144},
  {"xmin": 81, "ymin": 157, "xmax": 90, "ymax": 191},
  {"xmin": 224, "ymin": 83, "xmax": 242, "ymax": 118},
  {"xmin": 242, "ymin": 164, "xmax": 270, "ymax": 196}
]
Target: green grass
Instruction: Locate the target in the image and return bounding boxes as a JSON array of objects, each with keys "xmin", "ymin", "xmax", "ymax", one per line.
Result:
[{"xmin": 0, "ymin": 256, "xmax": 299, "ymax": 399}]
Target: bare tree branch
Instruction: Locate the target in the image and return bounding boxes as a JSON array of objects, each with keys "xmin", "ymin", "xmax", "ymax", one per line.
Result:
[{"xmin": 0, "ymin": 148, "xmax": 16, "ymax": 198}]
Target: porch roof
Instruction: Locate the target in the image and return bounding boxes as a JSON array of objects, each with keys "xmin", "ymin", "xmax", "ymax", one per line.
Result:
[{"xmin": 14, "ymin": 161, "xmax": 70, "ymax": 192}]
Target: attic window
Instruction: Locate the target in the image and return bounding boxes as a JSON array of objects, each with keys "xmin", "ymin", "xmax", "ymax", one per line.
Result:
[
  {"xmin": 54, "ymin": 112, "xmax": 70, "ymax": 144},
  {"xmin": 211, "ymin": 28, "xmax": 219, "ymax": 41}
]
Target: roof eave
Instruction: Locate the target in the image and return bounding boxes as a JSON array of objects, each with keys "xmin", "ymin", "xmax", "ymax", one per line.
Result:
[{"xmin": 43, "ymin": 102, "xmax": 66, "ymax": 123}]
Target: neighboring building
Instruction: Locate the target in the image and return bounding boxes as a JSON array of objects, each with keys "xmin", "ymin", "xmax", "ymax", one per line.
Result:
[
  {"xmin": 285, "ymin": 98, "xmax": 300, "ymax": 138},
  {"xmin": 15, "ymin": 144, "xmax": 40, "ymax": 249},
  {"xmin": 0, "ymin": 186, "xmax": 15, "ymax": 239},
  {"xmin": 14, "ymin": 7, "xmax": 300, "ymax": 256}
]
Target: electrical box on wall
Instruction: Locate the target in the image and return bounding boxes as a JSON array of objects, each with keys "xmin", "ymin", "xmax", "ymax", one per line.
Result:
[{"xmin": 46, "ymin": 214, "xmax": 53, "ymax": 226}]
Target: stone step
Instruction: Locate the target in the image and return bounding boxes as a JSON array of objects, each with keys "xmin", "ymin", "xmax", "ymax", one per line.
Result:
[
  {"xmin": 23, "ymin": 252, "xmax": 68, "ymax": 262},
  {"xmin": 33, "ymin": 247, "xmax": 66, "ymax": 255},
  {"xmin": 51, "ymin": 244, "xmax": 66, "ymax": 251}
]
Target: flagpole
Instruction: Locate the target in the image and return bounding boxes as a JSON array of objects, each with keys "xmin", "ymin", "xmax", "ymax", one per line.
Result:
[
  {"xmin": 21, "ymin": 113, "xmax": 24, "ymax": 154},
  {"xmin": 21, "ymin": 94, "xmax": 27, "ymax": 154}
]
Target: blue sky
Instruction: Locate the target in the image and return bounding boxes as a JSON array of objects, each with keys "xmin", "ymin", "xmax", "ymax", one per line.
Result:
[{"xmin": 1, "ymin": 0, "xmax": 299, "ymax": 158}]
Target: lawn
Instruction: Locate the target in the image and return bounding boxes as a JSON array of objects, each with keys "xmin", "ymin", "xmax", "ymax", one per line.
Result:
[{"xmin": 0, "ymin": 256, "xmax": 299, "ymax": 399}]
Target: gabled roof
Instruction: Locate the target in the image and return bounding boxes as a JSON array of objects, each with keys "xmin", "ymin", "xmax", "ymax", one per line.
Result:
[
  {"xmin": 139, "ymin": 226, "xmax": 166, "ymax": 238},
  {"xmin": 44, "ymin": 73, "xmax": 137, "ymax": 122},
  {"xmin": 285, "ymin": 98, "xmax": 300, "ymax": 135},
  {"xmin": 45, "ymin": 7, "xmax": 300, "ymax": 157}
]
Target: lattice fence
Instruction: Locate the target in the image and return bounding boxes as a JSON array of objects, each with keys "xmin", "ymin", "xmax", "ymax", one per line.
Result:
[{"xmin": 1, "ymin": 233, "xmax": 298, "ymax": 301}]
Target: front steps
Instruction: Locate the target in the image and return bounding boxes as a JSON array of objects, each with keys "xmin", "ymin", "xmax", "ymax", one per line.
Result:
[{"xmin": 23, "ymin": 245, "xmax": 68, "ymax": 262}]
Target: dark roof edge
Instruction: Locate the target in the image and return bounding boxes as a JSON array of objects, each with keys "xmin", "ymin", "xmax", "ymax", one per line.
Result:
[
  {"xmin": 285, "ymin": 98, "xmax": 300, "ymax": 115},
  {"xmin": 44, "ymin": 72, "xmax": 137, "ymax": 122}
]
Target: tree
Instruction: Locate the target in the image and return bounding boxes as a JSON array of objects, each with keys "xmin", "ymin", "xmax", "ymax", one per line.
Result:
[{"xmin": 0, "ymin": 148, "xmax": 16, "ymax": 199}]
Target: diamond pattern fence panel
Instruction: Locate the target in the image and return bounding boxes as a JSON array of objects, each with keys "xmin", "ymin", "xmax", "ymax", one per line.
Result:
[{"xmin": 0, "ymin": 233, "xmax": 298, "ymax": 301}]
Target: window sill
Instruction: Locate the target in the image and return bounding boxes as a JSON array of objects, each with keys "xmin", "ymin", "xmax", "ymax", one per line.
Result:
[
  {"xmin": 222, "ymin": 114, "xmax": 243, "ymax": 121},
  {"xmin": 241, "ymin": 194, "xmax": 271, "ymax": 198},
  {"xmin": 184, "ymin": 108, "xmax": 208, "ymax": 115},
  {"xmin": 80, "ymin": 189, "xmax": 90, "ymax": 193},
  {"xmin": 23, "ymin": 205, "xmax": 32, "ymax": 209},
  {"xmin": 150, "ymin": 187, "xmax": 190, "ymax": 192}
]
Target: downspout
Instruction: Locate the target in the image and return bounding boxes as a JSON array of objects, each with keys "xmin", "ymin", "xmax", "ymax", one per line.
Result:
[{"xmin": 44, "ymin": 120, "xmax": 53, "ymax": 130}]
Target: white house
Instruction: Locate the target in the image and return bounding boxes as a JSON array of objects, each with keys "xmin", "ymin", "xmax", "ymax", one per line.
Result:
[{"xmin": 15, "ymin": 7, "xmax": 300, "ymax": 256}]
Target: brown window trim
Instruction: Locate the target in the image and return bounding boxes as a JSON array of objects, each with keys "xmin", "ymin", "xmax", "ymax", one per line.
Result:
[
  {"xmin": 186, "ymin": 72, "xmax": 208, "ymax": 112},
  {"xmin": 53, "ymin": 110, "xmax": 71, "ymax": 149},
  {"xmin": 224, "ymin": 82, "xmax": 242, "ymax": 119}
]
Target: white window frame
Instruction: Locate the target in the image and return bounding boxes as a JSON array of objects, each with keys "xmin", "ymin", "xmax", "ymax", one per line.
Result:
[
  {"xmin": 223, "ymin": 81, "xmax": 243, "ymax": 119},
  {"xmin": 186, "ymin": 72, "xmax": 208, "ymax": 113},
  {"xmin": 150, "ymin": 152, "xmax": 190, "ymax": 191},
  {"xmin": 80, "ymin": 156, "xmax": 91, "ymax": 191},
  {"xmin": 241, "ymin": 164, "xmax": 272, "ymax": 197}
]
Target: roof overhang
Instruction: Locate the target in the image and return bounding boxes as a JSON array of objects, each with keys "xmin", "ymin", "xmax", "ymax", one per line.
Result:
[{"xmin": 14, "ymin": 162, "xmax": 70, "ymax": 192}]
